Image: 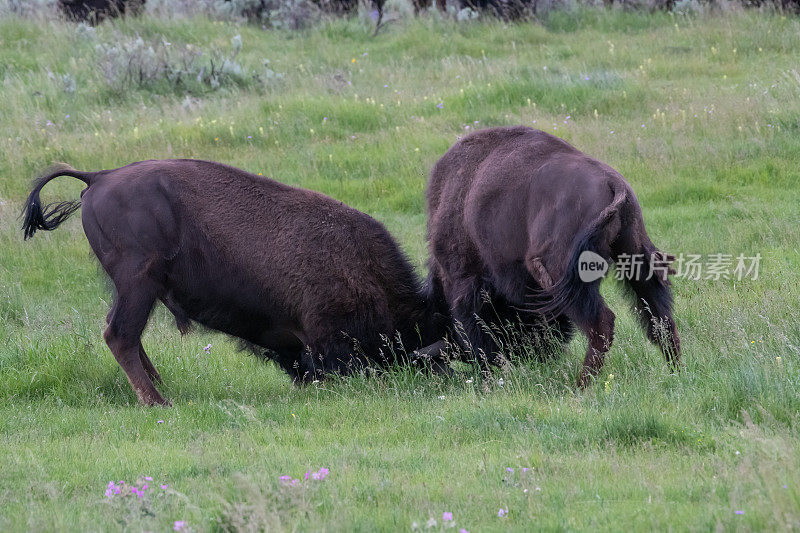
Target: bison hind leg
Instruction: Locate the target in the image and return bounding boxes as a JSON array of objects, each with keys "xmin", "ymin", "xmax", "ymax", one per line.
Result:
[
  {"xmin": 450, "ymin": 276, "xmax": 507, "ymax": 369},
  {"xmin": 549, "ymin": 314, "xmax": 576, "ymax": 347},
  {"xmin": 518, "ymin": 311, "xmax": 575, "ymax": 361},
  {"xmin": 557, "ymin": 280, "xmax": 615, "ymax": 388},
  {"xmin": 106, "ymin": 300, "xmax": 162, "ymax": 384},
  {"xmin": 104, "ymin": 278, "xmax": 169, "ymax": 406},
  {"xmin": 622, "ymin": 251, "xmax": 681, "ymax": 369},
  {"xmin": 138, "ymin": 342, "xmax": 162, "ymax": 384}
]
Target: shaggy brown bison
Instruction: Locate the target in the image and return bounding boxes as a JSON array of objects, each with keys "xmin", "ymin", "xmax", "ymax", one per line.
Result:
[
  {"xmin": 426, "ymin": 127, "xmax": 681, "ymax": 387},
  {"xmin": 22, "ymin": 160, "xmax": 445, "ymax": 405},
  {"xmin": 58, "ymin": 0, "xmax": 145, "ymax": 23}
]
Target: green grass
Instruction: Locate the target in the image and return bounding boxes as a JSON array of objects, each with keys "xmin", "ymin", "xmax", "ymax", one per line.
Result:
[{"xmin": 2, "ymin": 8, "xmax": 800, "ymax": 532}]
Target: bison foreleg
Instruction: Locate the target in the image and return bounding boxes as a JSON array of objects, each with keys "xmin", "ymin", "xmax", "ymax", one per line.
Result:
[{"xmin": 268, "ymin": 346, "xmax": 307, "ymax": 385}]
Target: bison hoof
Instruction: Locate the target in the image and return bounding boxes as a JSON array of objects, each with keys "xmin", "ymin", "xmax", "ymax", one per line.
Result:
[
  {"xmin": 138, "ymin": 391, "xmax": 171, "ymax": 407},
  {"xmin": 149, "ymin": 397, "xmax": 171, "ymax": 407},
  {"xmin": 576, "ymin": 371, "xmax": 594, "ymax": 389}
]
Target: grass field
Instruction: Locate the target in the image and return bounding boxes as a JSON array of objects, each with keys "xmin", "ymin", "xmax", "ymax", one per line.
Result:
[{"xmin": 2, "ymin": 7, "xmax": 800, "ymax": 531}]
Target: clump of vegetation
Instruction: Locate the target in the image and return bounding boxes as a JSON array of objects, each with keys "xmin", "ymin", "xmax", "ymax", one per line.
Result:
[
  {"xmin": 94, "ymin": 32, "xmax": 282, "ymax": 94},
  {"xmin": 215, "ymin": 0, "xmax": 321, "ymax": 28},
  {"xmin": 268, "ymin": 0, "xmax": 322, "ymax": 28},
  {"xmin": 216, "ymin": 469, "xmax": 330, "ymax": 531},
  {"xmin": 1, "ymin": 0, "xmax": 58, "ymax": 17}
]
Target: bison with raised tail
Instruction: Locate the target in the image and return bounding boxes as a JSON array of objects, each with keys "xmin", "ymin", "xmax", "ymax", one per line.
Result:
[
  {"xmin": 22, "ymin": 160, "xmax": 445, "ymax": 405},
  {"xmin": 426, "ymin": 126, "xmax": 681, "ymax": 387}
]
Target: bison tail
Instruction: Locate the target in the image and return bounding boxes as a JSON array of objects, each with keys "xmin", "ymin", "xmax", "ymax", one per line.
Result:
[
  {"xmin": 534, "ymin": 181, "xmax": 627, "ymax": 317},
  {"xmin": 21, "ymin": 163, "xmax": 98, "ymax": 240}
]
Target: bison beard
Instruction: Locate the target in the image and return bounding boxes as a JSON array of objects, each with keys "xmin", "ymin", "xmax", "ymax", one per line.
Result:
[
  {"xmin": 22, "ymin": 159, "xmax": 445, "ymax": 405},
  {"xmin": 426, "ymin": 126, "xmax": 681, "ymax": 387}
]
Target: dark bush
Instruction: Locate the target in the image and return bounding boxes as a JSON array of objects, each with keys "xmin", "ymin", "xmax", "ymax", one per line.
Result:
[
  {"xmin": 221, "ymin": 0, "xmax": 388, "ymax": 20},
  {"xmin": 741, "ymin": 0, "xmax": 800, "ymax": 12},
  {"xmin": 452, "ymin": 0, "xmax": 800, "ymax": 19},
  {"xmin": 220, "ymin": 0, "xmax": 271, "ymax": 21},
  {"xmin": 314, "ymin": 0, "xmax": 358, "ymax": 13},
  {"xmin": 458, "ymin": 0, "xmax": 535, "ymax": 19}
]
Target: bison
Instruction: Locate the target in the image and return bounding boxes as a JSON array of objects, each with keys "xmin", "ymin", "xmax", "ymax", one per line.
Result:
[
  {"xmin": 426, "ymin": 127, "xmax": 681, "ymax": 387},
  {"xmin": 58, "ymin": 0, "xmax": 145, "ymax": 24},
  {"xmin": 22, "ymin": 159, "xmax": 446, "ymax": 405}
]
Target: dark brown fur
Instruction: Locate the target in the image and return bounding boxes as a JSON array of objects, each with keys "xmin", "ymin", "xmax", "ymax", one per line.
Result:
[
  {"xmin": 426, "ymin": 126, "xmax": 681, "ymax": 387},
  {"xmin": 22, "ymin": 159, "xmax": 445, "ymax": 405},
  {"xmin": 58, "ymin": 0, "xmax": 145, "ymax": 23}
]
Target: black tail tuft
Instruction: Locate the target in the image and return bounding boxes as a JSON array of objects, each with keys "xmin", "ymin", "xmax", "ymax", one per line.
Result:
[
  {"xmin": 21, "ymin": 164, "xmax": 92, "ymax": 240},
  {"xmin": 22, "ymin": 197, "xmax": 81, "ymax": 240}
]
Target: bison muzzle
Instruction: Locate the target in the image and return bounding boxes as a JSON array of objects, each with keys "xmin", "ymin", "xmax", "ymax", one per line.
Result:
[
  {"xmin": 22, "ymin": 159, "xmax": 445, "ymax": 405},
  {"xmin": 426, "ymin": 126, "xmax": 681, "ymax": 387}
]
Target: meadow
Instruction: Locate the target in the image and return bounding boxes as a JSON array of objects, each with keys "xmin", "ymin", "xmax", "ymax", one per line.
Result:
[{"xmin": 1, "ymin": 6, "xmax": 800, "ymax": 531}]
